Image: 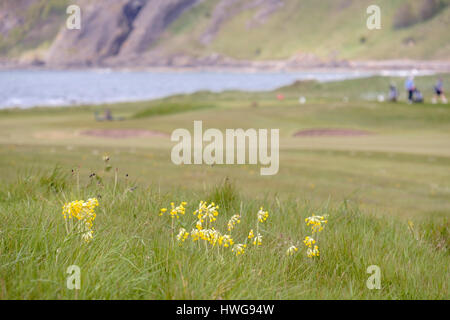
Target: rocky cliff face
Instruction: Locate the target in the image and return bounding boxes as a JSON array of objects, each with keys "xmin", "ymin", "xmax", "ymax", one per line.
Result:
[
  {"xmin": 1, "ymin": 0, "xmax": 449, "ymax": 69},
  {"xmin": 45, "ymin": 0, "xmax": 200, "ymax": 66},
  {"xmin": 0, "ymin": 1, "xmax": 32, "ymax": 37},
  {"xmin": 0, "ymin": 0, "xmax": 292, "ymax": 68}
]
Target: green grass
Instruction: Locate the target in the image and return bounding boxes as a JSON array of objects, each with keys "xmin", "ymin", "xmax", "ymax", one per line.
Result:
[
  {"xmin": 0, "ymin": 74, "xmax": 449, "ymax": 299},
  {"xmin": 133, "ymin": 102, "xmax": 216, "ymax": 119},
  {"xmin": 0, "ymin": 167, "xmax": 447, "ymax": 299}
]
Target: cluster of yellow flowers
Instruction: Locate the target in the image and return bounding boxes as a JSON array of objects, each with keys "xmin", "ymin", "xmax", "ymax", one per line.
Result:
[
  {"xmin": 160, "ymin": 201, "xmax": 270, "ymax": 256},
  {"xmin": 286, "ymin": 245, "xmax": 299, "ymax": 256},
  {"xmin": 306, "ymin": 244, "xmax": 320, "ymax": 258},
  {"xmin": 303, "ymin": 236, "xmax": 319, "ymax": 258},
  {"xmin": 61, "ymin": 198, "xmax": 99, "ymax": 242},
  {"xmin": 284, "ymin": 214, "xmax": 329, "ymax": 258},
  {"xmin": 227, "ymin": 214, "xmax": 241, "ymax": 231},
  {"xmin": 303, "ymin": 214, "xmax": 328, "ymax": 258},
  {"xmin": 303, "ymin": 236, "xmax": 315, "ymax": 247},
  {"xmin": 190, "ymin": 227, "xmax": 234, "ymax": 247},
  {"xmin": 248, "ymin": 229, "xmax": 262, "ymax": 246},
  {"xmin": 159, "ymin": 201, "xmax": 187, "ymax": 219},
  {"xmin": 232, "ymin": 243, "xmax": 247, "ymax": 256},
  {"xmin": 305, "ymin": 214, "xmax": 328, "ymax": 233},
  {"xmin": 176, "ymin": 228, "xmax": 190, "ymax": 243},
  {"xmin": 257, "ymin": 207, "xmax": 269, "ymax": 223},
  {"xmin": 194, "ymin": 201, "xmax": 219, "ymax": 228}
]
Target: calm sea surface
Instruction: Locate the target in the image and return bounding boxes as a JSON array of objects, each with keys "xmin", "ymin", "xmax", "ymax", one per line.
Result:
[{"xmin": 0, "ymin": 69, "xmax": 427, "ymax": 109}]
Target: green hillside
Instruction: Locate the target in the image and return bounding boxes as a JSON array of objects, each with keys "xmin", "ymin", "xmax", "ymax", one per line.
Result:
[
  {"xmin": 156, "ymin": 0, "xmax": 450, "ymax": 60},
  {"xmin": 0, "ymin": 0, "xmax": 68, "ymax": 58},
  {"xmin": 1, "ymin": 0, "xmax": 449, "ymax": 63}
]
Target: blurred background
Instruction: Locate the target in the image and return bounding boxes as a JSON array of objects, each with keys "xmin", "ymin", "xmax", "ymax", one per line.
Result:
[
  {"xmin": 0, "ymin": 0, "xmax": 449, "ymax": 221},
  {"xmin": 0, "ymin": 0, "xmax": 449, "ymax": 107},
  {"xmin": 1, "ymin": 0, "xmax": 450, "ymax": 67}
]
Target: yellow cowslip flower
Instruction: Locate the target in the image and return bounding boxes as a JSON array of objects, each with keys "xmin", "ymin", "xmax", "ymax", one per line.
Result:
[
  {"xmin": 194, "ymin": 228, "xmax": 219, "ymax": 246},
  {"xmin": 62, "ymin": 198, "xmax": 98, "ymax": 221},
  {"xmin": 306, "ymin": 245, "xmax": 320, "ymax": 258},
  {"xmin": 207, "ymin": 229, "xmax": 220, "ymax": 246},
  {"xmin": 248, "ymin": 229, "xmax": 255, "ymax": 239},
  {"xmin": 176, "ymin": 228, "xmax": 189, "ymax": 243},
  {"xmin": 159, "ymin": 201, "xmax": 187, "ymax": 219},
  {"xmin": 195, "ymin": 219, "xmax": 204, "ymax": 230},
  {"xmin": 305, "ymin": 214, "xmax": 328, "ymax": 233},
  {"xmin": 303, "ymin": 236, "xmax": 315, "ymax": 248},
  {"xmin": 220, "ymin": 235, "xmax": 234, "ymax": 248},
  {"xmin": 232, "ymin": 243, "xmax": 247, "ymax": 256},
  {"xmin": 286, "ymin": 245, "xmax": 299, "ymax": 256},
  {"xmin": 200, "ymin": 228, "xmax": 210, "ymax": 241},
  {"xmin": 190, "ymin": 229, "xmax": 201, "ymax": 241},
  {"xmin": 194, "ymin": 200, "xmax": 206, "ymax": 216},
  {"xmin": 253, "ymin": 233, "xmax": 262, "ymax": 246},
  {"xmin": 257, "ymin": 207, "xmax": 269, "ymax": 223},
  {"xmin": 227, "ymin": 214, "xmax": 241, "ymax": 231},
  {"xmin": 159, "ymin": 208, "xmax": 167, "ymax": 216},
  {"xmin": 194, "ymin": 201, "xmax": 219, "ymax": 223},
  {"xmin": 62, "ymin": 200, "xmax": 81, "ymax": 220},
  {"xmin": 62, "ymin": 198, "xmax": 99, "ymax": 242},
  {"xmin": 82, "ymin": 229, "xmax": 93, "ymax": 242},
  {"xmin": 192, "ymin": 227, "xmax": 234, "ymax": 248},
  {"xmin": 199, "ymin": 230, "xmax": 208, "ymax": 241},
  {"xmin": 171, "ymin": 201, "xmax": 187, "ymax": 219}
]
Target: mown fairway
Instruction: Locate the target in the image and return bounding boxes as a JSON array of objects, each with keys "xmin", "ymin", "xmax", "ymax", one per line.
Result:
[
  {"xmin": 0, "ymin": 75, "xmax": 448, "ymax": 299},
  {"xmin": 2, "ymin": 75, "xmax": 450, "ymax": 218}
]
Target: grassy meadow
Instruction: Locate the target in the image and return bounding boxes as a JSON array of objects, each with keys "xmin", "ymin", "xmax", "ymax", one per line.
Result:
[{"xmin": 0, "ymin": 74, "xmax": 449, "ymax": 299}]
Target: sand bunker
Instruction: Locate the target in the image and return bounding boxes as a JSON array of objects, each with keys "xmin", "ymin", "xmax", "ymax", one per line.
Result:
[
  {"xmin": 294, "ymin": 128, "xmax": 373, "ymax": 137},
  {"xmin": 81, "ymin": 129, "xmax": 169, "ymax": 139}
]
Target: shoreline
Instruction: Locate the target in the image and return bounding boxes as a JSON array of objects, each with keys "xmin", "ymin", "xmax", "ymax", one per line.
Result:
[
  {"xmin": 0, "ymin": 67, "xmax": 444, "ymax": 111},
  {"xmin": 1, "ymin": 59, "xmax": 450, "ymax": 73}
]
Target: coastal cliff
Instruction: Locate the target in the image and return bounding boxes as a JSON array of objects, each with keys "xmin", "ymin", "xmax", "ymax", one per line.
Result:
[{"xmin": 1, "ymin": 0, "xmax": 449, "ymax": 69}]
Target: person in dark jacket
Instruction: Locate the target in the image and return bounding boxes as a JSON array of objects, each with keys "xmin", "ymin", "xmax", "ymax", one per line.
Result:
[
  {"xmin": 405, "ymin": 76, "xmax": 415, "ymax": 104},
  {"xmin": 432, "ymin": 78, "xmax": 447, "ymax": 104}
]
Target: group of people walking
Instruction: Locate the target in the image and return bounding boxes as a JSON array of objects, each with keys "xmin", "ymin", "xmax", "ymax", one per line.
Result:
[{"xmin": 389, "ymin": 77, "xmax": 447, "ymax": 104}]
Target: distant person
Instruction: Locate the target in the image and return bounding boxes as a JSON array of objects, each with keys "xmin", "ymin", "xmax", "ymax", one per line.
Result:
[
  {"xmin": 94, "ymin": 108, "xmax": 116, "ymax": 121},
  {"xmin": 432, "ymin": 78, "xmax": 447, "ymax": 104},
  {"xmin": 413, "ymin": 88, "xmax": 424, "ymax": 103},
  {"xmin": 389, "ymin": 83, "xmax": 398, "ymax": 102},
  {"xmin": 104, "ymin": 108, "xmax": 113, "ymax": 121},
  {"xmin": 405, "ymin": 76, "xmax": 415, "ymax": 103}
]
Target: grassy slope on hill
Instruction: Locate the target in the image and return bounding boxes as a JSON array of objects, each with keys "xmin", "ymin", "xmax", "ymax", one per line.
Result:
[
  {"xmin": 0, "ymin": 0, "xmax": 68, "ymax": 58},
  {"xmin": 1, "ymin": 0, "xmax": 450, "ymax": 61},
  {"xmin": 158, "ymin": 0, "xmax": 450, "ymax": 60}
]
